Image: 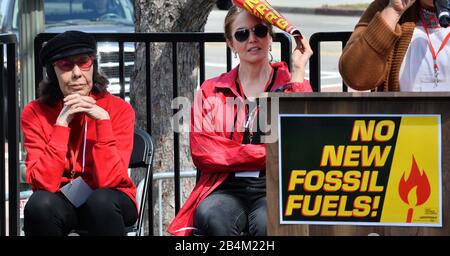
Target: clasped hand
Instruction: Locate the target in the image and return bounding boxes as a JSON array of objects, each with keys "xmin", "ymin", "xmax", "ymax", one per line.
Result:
[{"xmin": 56, "ymin": 93, "xmax": 110, "ymax": 126}]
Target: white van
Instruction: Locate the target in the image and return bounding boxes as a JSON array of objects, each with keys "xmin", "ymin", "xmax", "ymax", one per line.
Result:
[{"xmin": 1, "ymin": 0, "xmax": 135, "ymax": 95}]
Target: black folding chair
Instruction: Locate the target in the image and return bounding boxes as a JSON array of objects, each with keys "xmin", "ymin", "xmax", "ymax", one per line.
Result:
[
  {"xmin": 129, "ymin": 128, "xmax": 154, "ymax": 236},
  {"xmin": 71, "ymin": 128, "xmax": 154, "ymax": 236}
]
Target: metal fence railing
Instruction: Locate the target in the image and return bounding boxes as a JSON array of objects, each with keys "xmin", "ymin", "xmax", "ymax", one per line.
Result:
[
  {"xmin": 5, "ymin": 31, "xmax": 356, "ymax": 236},
  {"xmin": 153, "ymin": 170, "xmax": 196, "ymax": 236},
  {"xmin": 309, "ymin": 31, "xmax": 352, "ymax": 92},
  {"xmin": 0, "ymin": 33, "xmax": 20, "ymax": 236}
]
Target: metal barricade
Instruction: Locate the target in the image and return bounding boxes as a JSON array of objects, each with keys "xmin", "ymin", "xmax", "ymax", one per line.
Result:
[
  {"xmin": 0, "ymin": 33, "xmax": 19, "ymax": 236},
  {"xmin": 309, "ymin": 31, "xmax": 352, "ymax": 92}
]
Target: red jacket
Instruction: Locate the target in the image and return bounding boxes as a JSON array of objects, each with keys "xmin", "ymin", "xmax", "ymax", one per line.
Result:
[
  {"xmin": 21, "ymin": 92, "xmax": 137, "ymax": 207},
  {"xmin": 168, "ymin": 62, "xmax": 312, "ymax": 235}
]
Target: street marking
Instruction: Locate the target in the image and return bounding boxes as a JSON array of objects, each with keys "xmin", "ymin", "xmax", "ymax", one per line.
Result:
[
  {"xmin": 305, "ymin": 70, "xmax": 341, "ymax": 80},
  {"xmin": 205, "ymin": 62, "xmax": 227, "ymax": 68},
  {"xmin": 321, "ymin": 83, "xmax": 344, "ymax": 88}
]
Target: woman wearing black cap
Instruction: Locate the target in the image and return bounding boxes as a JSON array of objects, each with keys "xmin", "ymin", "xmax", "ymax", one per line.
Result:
[{"xmin": 21, "ymin": 30, "xmax": 138, "ymax": 236}]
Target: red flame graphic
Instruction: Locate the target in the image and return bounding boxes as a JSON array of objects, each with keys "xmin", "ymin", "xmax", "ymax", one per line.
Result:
[
  {"xmin": 398, "ymin": 156, "xmax": 431, "ymax": 222},
  {"xmin": 399, "ymin": 156, "xmax": 431, "ymax": 206}
]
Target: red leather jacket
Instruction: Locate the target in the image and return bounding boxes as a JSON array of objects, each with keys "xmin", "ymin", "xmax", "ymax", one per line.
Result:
[{"xmin": 168, "ymin": 62, "xmax": 312, "ymax": 235}]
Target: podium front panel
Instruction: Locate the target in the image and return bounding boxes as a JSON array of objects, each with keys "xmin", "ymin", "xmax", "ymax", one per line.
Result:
[{"xmin": 264, "ymin": 92, "xmax": 450, "ymax": 235}]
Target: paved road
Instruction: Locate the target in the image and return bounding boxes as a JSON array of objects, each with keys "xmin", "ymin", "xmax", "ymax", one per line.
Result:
[{"xmin": 204, "ymin": 9, "xmax": 360, "ymax": 91}]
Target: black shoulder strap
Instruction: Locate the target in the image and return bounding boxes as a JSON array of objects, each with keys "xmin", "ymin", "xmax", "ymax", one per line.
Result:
[
  {"xmin": 235, "ymin": 79, "xmax": 245, "ymax": 99},
  {"xmin": 265, "ymin": 67, "xmax": 278, "ymax": 92},
  {"xmin": 230, "ymin": 80, "xmax": 242, "ymax": 140}
]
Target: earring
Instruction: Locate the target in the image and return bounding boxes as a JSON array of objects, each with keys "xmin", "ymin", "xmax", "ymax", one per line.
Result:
[{"xmin": 234, "ymin": 51, "xmax": 237, "ymax": 58}]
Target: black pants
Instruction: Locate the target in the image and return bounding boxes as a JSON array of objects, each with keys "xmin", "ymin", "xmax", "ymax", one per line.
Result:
[
  {"xmin": 194, "ymin": 175, "xmax": 266, "ymax": 236},
  {"xmin": 24, "ymin": 188, "xmax": 137, "ymax": 236}
]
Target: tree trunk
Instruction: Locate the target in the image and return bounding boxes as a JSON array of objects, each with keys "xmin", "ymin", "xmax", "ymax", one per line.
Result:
[{"xmin": 131, "ymin": 0, "xmax": 216, "ymax": 235}]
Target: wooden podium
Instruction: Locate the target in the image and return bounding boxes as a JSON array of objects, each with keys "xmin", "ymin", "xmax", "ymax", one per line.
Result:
[{"xmin": 263, "ymin": 92, "xmax": 450, "ymax": 235}]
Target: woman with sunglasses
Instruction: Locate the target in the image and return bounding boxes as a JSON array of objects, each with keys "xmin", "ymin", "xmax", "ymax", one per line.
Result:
[
  {"xmin": 168, "ymin": 6, "xmax": 313, "ymax": 236},
  {"xmin": 21, "ymin": 31, "xmax": 137, "ymax": 236}
]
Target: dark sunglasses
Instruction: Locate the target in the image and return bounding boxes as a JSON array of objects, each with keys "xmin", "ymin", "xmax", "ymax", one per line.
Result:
[
  {"xmin": 234, "ymin": 24, "xmax": 269, "ymax": 42},
  {"xmin": 53, "ymin": 55, "xmax": 94, "ymax": 72}
]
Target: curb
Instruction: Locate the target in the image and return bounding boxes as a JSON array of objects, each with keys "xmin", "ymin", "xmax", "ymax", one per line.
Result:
[{"xmin": 273, "ymin": 6, "xmax": 365, "ymax": 17}]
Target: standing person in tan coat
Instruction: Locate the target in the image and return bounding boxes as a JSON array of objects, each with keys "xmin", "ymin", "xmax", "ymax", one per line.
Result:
[{"xmin": 339, "ymin": 0, "xmax": 450, "ymax": 92}]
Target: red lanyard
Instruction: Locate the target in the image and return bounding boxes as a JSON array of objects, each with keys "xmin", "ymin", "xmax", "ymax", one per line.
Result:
[
  {"xmin": 236, "ymin": 69, "xmax": 274, "ymax": 143},
  {"xmin": 69, "ymin": 116, "xmax": 86, "ymax": 179},
  {"xmin": 245, "ymin": 106, "xmax": 259, "ymax": 143},
  {"xmin": 420, "ymin": 9, "xmax": 450, "ymax": 84}
]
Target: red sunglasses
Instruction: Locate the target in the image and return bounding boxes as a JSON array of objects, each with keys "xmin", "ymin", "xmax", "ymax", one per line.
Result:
[{"xmin": 53, "ymin": 55, "xmax": 94, "ymax": 71}]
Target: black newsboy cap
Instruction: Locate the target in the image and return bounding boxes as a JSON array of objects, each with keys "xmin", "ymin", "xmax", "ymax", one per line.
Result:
[{"xmin": 39, "ymin": 30, "xmax": 96, "ymax": 66}]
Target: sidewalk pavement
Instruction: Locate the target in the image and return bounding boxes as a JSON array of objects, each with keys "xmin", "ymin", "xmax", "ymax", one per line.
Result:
[{"xmin": 268, "ymin": 0, "xmax": 373, "ymax": 16}]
